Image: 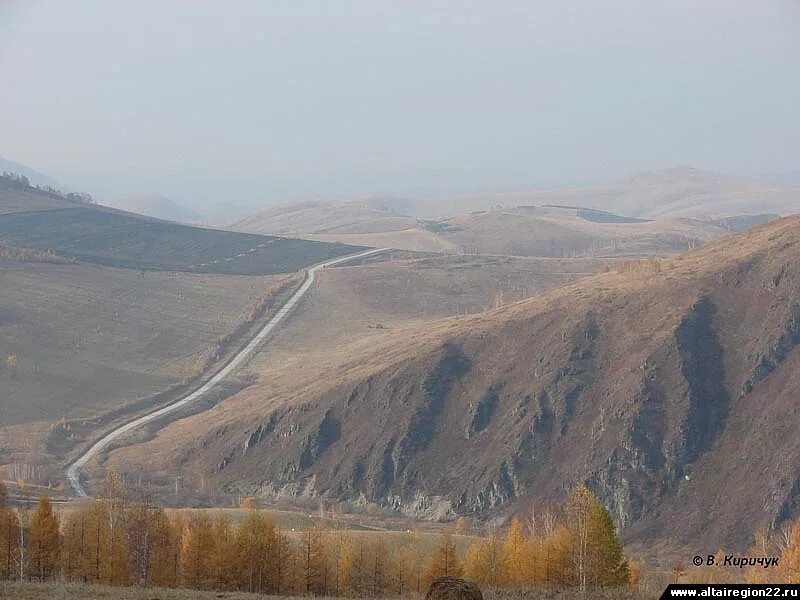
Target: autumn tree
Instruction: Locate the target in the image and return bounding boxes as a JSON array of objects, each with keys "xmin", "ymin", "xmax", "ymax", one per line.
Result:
[
  {"xmin": 124, "ymin": 499, "xmax": 177, "ymax": 587},
  {"xmin": 62, "ymin": 497, "xmax": 130, "ymax": 585},
  {"xmin": 181, "ymin": 512, "xmax": 216, "ymax": 590},
  {"xmin": 123, "ymin": 501, "xmax": 154, "ymax": 587},
  {"xmin": 62, "ymin": 502, "xmax": 88, "ymax": 582},
  {"xmin": 0, "ymin": 486, "xmax": 19, "ymax": 580},
  {"xmin": 326, "ymin": 526, "xmax": 352, "ymax": 597},
  {"xmin": 209, "ymin": 512, "xmax": 236, "ymax": 590},
  {"xmin": 563, "ymin": 484, "xmax": 629, "ymax": 589},
  {"xmin": 423, "ymin": 532, "xmax": 462, "ymax": 587},
  {"xmin": 389, "ymin": 542, "xmax": 419, "ymax": 596},
  {"xmin": 14, "ymin": 498, "xmax": 30, "ymax": 581},
  {"xmin": 502, "ymin": 518, "xmax": 529, "ymax": 585},
  {"xmin": 63, "ymin": 500, "xmax": 115, "ymax": 584},
  {"xmin": 165, "ymin": 513, "xmax": 184, "ymax": 587},
  {"xmin": 540, "ymin": 523, "xmax": 573, "ymax": 586},
  {"xmin": 298, "ymin": 524, "xmax": 330, "ymax": 595},
  {"xmin": 588, "ymin": 498, "xmax": 629, "ymax": 586},
  {"xmin": 464, "ymin": 532, "xmax": 504, "ymax": 588},
  {"xmin": 236, "ymin": 510, "xmax": 264, "ymax": 592},
  {"xmin": 26, "ymin": 495, "xmax": 61, "ymax": 581},
  {"xmin": 671, "ymin": 560, "xmax": 687, "ymax": 584},
  {"xmin": 102, "ymin": 470, "xmax": 128, "ymax": 586},
  {"xmin": 367, "ymin": 536, "xmax": 389, "ymax": 597},
  {"xmin": 777, "ymin": 520, "xmax": 800, "ymax": 582},
  {"xmin": 235, "ymin": 510, "xmax": 289, "ymax": 594},
  {"xmin": 627, "ymin": 559, "xmax": 644, "ymax": 587},
  {"xmin": 341, "ymin": 534, "xmax": 370, "ymax": 596}
]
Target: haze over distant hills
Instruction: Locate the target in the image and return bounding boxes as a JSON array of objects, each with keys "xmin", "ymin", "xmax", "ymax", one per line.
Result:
[
  {"xmin": 107, "ymin": 193, "xmax": 204, "ymax": 224},
  {"xmin": 233, "ymin": 168, "xmax": 799, "ymax": 257},
  {"xmin": 418, "ymin": 168, "xmax": 800, "ymax": 220}
]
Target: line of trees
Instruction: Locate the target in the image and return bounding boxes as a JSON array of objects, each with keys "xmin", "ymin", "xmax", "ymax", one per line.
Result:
[
  {"xmin": 464, "ymin": 484, "xmax": 629, "ymax": 589},
  {"xmin": 0, "ymin": 478, "xmax": 632, "ymax": 594},
  {"xmin": 1, "ymin": 171, "xmax": 95, "ymax": 204}
]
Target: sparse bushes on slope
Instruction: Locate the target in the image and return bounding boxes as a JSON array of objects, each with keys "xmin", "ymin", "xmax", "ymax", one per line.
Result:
[{"xmin": 0, "ymin": 243, "xmax": 74, "ymax": 264}]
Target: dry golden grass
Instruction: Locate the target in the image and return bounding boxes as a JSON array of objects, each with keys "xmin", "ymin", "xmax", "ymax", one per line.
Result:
[
  {"xmin": 308, "ymin": 227, "xmax": 461, "ymax": 254},
  {"xmin": 104, "ymin": 253, "xmax": 609, "ymax": 482},
  {"xmin": 0, "ymin": 582, "xmax": 657, "ymax": 600},
  {"xmin": 0, "ymin": 262, "xmax": 291, "ymax": 426},
  {"xmin": 0, "ymin": 582, "xmax": 268, "ymax": 599}
]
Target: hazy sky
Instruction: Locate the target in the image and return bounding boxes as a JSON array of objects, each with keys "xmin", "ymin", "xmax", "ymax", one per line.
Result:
[{"xmin": 1, "ymin": 1, "xmax": 799, "ymax": 215}]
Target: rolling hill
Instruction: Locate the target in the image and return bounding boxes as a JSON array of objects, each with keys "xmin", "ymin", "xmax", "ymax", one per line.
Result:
[
  {"xmin": 422, "ymin": 206, "xmax": 729, "ymax": 257},
  {"xmin": 0, "ymin": 175, "xmax": 361, "ymax": 275},
  {"xmin": 0, "ymin": 262, "xmax": 295, "ymax": 427},
  {"xmin": 232, "ymin": 170, "xmax": 795, "ymax": 257},
  {"xmin": 439, "ymin": 168, "xmax": 800, "ymax": 220},
  {"xmin": 0, "ymin": 174, "xmax": 366, "ymax": 485},
  {"xmin": 232, "ymin": 197, "xmax": 419, "ymax": 236},
  {"xmin": 241, "ymin": 201, "xmax": 733, "ymax": 258},
  {"xmin": 108, "ymin": 215, "xmax": 800, "ymax": 552}
]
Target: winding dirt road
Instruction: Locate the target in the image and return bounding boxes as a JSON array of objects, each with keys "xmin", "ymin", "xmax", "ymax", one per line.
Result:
[{"xmin": 66, "ymin": 247, "xmax": 389, "ymax": 496}]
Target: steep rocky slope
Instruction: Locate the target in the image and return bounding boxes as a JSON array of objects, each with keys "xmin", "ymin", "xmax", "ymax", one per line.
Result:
[{"xmin": 110, "ymin": 216, "xmax": 800, "ymax": 550}]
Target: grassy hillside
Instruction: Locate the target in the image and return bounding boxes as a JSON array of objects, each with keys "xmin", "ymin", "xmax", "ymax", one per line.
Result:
[
  {"xmin": 0, "ymin": 177, "xmax": 80, "ymax": 214},
  {"xmin": 0, "ymin": 177, "xmax": 362, "ymax": 275},
  {"xmin": 439, "ymin": 168, "xmax": 800, "ymax": 220},
  {"xmin": 434, "ymin": 207, "xmax": 727, "ymax": 257},
  {"xmin": 232, "ymin": 198, "xmax": 418, "ymax": 235},
  {"xmin": 108, "ymin": 216, "xmax": 800, "ymax": 552},
  {"xmin": 236, "ymin": 197, "xmax": 732, "ymax": 258},
  {"xmin": 0, "ymin": 262, "xmax": 294, "ymax": 427},
  {"xmin": 0, "ymin": 207, "xmax": 360, "ymax": 275},
  {"xmin": 0, "ymin": 177, "xmax": 372, "ymax": 486},
  {"xmin": 234, "ymin": 168, "xmax": 800, "ymax": 257},
  {"xmin": 0, "ymin": 176, "xmax": 362, "ymax": 430}
]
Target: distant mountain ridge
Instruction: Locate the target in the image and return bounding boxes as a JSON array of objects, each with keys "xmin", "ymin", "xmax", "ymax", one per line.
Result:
[{"xmin": 232, "ymin": 168, "xmax": 798, "ymax": 255}]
